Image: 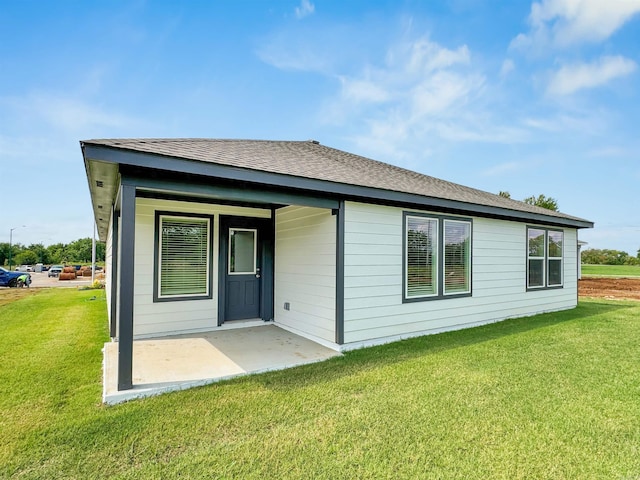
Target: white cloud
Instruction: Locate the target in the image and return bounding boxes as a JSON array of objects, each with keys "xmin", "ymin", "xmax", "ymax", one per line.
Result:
[
  {"xmin": 500, "ymin": 59, "xmax": 515, "ymax": 77},
  {"xmin": 295, "ymin": 0, "xmax": 315, "ymax": 19},
  {"xmin": 333, "ymin": 38, "xmax": 475, "ymax": 116},
  {"xmin": 481, "ymin": 161, "xmax": 521, "ymax": 177},
  {"xmin": 511, "ymin": 0, "xmax": 640, "ymax": 51},
  {"xmin": 587, "ymin": 146, "xmax": 632, "ymax": 158},
  {"xmin": 315, "ymin": 35, "xmax": 538, "ymax": 166},
  {"xmin": 338, "ymin": 75, "xmax": 390, "ymax": 103},
  {"xmin": 256, "ymin": 26, "xmax": 342, "ymax": 73},
  {"xmin": 2, "ymin": 92, "xmax": 143, "ymax": 134},
  {"xmin": 523, "ymin": 111, "xmax": 607, "ymax": 135},
  {"xmin": 410, "ymin": 70, "xmax": 480, "ymax": 117},
  {"xmin": 547, "ymin": 55, "xmax": 637, "ymax": 95},
  {"xmin": 399, "ymin": 38, "xmax": 470, "ymax": 73}
]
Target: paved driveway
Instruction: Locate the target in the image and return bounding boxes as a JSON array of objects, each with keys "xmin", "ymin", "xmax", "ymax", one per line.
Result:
[{"xmin": 28, "ymin": 271, "xmax": 94, "ymax": 288}]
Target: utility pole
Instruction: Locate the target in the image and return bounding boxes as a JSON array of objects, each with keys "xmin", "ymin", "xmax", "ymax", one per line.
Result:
[{"xmin": 8, "ymin": 225, "xmax": 26, "ymax": 271}]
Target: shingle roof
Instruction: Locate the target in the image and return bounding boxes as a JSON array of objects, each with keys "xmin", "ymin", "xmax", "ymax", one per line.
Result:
[{"xmin": 83, "ymin": 138, "xmax": 591, "ymax": 226}]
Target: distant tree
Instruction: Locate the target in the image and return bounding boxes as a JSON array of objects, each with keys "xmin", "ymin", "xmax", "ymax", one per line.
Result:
[
  {"xmin": 498, "ymin": 191, "xmax": 511, "ymax": 198},
  {"xmin": 27, "ymin": 243, "xmax": 50, "ymax": 264},
  {"xmin": 581, "ymin": 248, "xmax": 632, "ymax": 265},
  {"xmin": 66, "ymin": 238, "xmax": 94, "ymax": 263},
  {"xmin": 3, "ymin": 242, "xmax": 26, "ymax": 268},
  {"xmin": 43, "ymin": 239, "xmax": 105, "ymax": 264},
  {"xmin": 637, "ymin": 248, "xmax": 640, "ymax": 260},
  {"xmin": 46, "ymin": 243, "xmax": 67, "ymax": 264},
  {"xmin": 523, "ymin": 194, "xmax": 559, "ymax": 211},
  {"xmin": 15, "ymin": 250, "xmax": 38, "ymax": 266},
  {"xmin": 0, "ymin": 242, "xmax": 9, "ymax": 266},
  {"xmin": 95, "ymin": 241, "xmax": 106, "ymax": 262}
]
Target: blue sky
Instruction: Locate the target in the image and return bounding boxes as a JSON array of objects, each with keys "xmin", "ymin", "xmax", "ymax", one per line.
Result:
[{"xmin": 1, "ymin": 0, "xmax": 639, "ymax": 254}]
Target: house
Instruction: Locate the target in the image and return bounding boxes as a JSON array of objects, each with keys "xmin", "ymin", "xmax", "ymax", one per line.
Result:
[{"xmin": 82, "ymin": 138, "xmax": 593, "ymax": 393}]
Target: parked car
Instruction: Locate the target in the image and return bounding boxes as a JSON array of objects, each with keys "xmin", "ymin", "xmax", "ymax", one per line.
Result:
[
  {"xmin": 48, "ymin": 265, "xmax": 64, "ymax": 277},
  {"xmin": 15, "ymin": 265, "xmax": 33, "ymax": 272},
  {"xmin": 0, "ymin": 267, "xmax": 31, "ymax": 287}
]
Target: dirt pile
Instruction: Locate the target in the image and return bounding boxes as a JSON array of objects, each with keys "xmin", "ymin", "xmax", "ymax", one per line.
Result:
[{"xmin": 579, "ymin": 277, "xmax": 640, "ymax": 301}]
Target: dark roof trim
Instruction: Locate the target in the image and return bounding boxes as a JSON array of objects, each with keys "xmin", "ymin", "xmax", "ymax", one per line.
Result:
[
  {"xmin": 121, "ymin": 173, "xmax": 340, "ymax": 210},
  {"xmin": 84, "ymin": 144, "xmax": 594, "ymax": 229}
]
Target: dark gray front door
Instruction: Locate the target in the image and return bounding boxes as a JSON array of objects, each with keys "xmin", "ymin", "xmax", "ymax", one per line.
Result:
[
  {"xmin": 226, "ymin": 227, "xmax": 259, "ymax": 319},
  {"xmin": 219, "ymin": 216, "xmax": 274, "ymax": 323}
]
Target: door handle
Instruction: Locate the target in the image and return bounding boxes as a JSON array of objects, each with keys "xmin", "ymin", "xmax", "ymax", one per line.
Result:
[{"xmin": 256, "ymin": 267, "xmax": 261, "ymax": 278}]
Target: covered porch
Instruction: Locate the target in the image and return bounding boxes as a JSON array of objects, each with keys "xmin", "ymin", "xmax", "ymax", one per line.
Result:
[{"xmin": 103, "ymin": 322, "xmax": 342, "ymax": 404}]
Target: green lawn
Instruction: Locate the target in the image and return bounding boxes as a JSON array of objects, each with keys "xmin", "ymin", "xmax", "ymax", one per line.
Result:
[
  {"xmin": 582, "ymin": 264, "xmax": 640, "ymax": 277},
  {"xmin": 1, "ymin": 289, "xmax": 639, "ymax": 479}
]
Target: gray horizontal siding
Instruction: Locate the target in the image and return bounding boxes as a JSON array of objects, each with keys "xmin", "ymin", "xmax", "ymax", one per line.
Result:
[
  {"xmin": 342, "ymin": 201, "xmax": 578, "ymax": 345},
  {"xmin": 275, "ymin": 206, "xmax": 336, "ymax": 343}
]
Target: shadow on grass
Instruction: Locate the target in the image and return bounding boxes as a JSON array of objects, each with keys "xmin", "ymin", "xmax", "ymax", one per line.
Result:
[{"xmin": 248, "ymin": 299, "xmax": 635, "ymax": 391}]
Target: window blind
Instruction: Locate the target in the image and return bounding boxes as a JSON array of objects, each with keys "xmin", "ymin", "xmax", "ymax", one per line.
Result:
[
  {"xmin": 159, "ymin": 216, "xmax": 209, "ymax": 297},
  {"xmin": 444, "ymin": 220, "xmax": 471, "ymax": 294},
  {"xmin": 406, "ymin": 216, "xmax": 438, "ymax": 297}
]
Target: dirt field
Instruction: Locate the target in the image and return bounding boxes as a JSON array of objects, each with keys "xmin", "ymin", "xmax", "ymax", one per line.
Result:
[
  {"xmin": 579, "ymin": 277, "xmax": 640, "ymax": 301},
  {"xmin": 0, "ymin": 288, "xmax": 40, "ymax": 307},
  {"xmin": 0, "ymin": 272, "xmax": 99, "ymax": 307}
]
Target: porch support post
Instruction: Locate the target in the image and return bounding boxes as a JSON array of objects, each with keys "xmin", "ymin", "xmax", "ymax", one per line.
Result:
[
  {"xmin": 109, "ymin": 206, "xmax": 119, "ymax": 338},
  {"xmin": 335, "ymin": 200, "xmax": 345, "ymax": 345},
  {"xmin": 117, "ymin": 182, "xmax": 136, "ymax": 391}
]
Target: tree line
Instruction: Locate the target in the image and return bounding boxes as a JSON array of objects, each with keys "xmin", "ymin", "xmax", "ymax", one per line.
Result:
[
  {"xmin": 0, "ymin": 238, "xmax": 106, "ymax": 267},
  {"xmin": 581, "ymin": 248, "xmax": 640, "ymax": 266}
]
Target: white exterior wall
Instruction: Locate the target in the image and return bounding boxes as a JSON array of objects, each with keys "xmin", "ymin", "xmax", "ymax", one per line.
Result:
[
  {"xmin": 275, "ymin": 206, "xmax": 336, "ymax": 343},
  {"xmin": 132, "ymin": 197, "xmax": 271, "ymax": 338},
  {"xmin": 342, "ymin": 201, "xmax": 578, "ymax": 345}
]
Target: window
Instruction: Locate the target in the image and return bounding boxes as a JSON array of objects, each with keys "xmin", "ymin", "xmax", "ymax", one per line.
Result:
[
  {"xmin": 404, "ymin": 213, "xmax": 472, "ymax": 301},
  {"xmin": 527, "ymin": 228, "xmax": 545, "ymax": 288},
  {"xmin": 547, "ymin": 230, "xmax": 563, "ymax": 287},
  {"xmin": 444, "ymin": 219, "xmax": 471, "ymax": 295},
  {"xmin": 229, "ymin": 229, "xmax": 256, "ymax": 274},
  {"xmin": 527, "ymin": 226, "xmax": 563, "ymax": 290},
  {"xmin": 154, "ymin": 213, "xmax": 212, "ymax": 301},
  {"xmin": 406, "ymin": 216, "xmax": 438, "ymax": 298}
]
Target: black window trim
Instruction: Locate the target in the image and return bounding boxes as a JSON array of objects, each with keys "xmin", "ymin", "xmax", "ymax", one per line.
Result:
[
  {"xmin": 402, "ymin": 211, "xmax": 473, "ymax": 303},
  {"xmin": 153, "ymin": 210, "xmax": 215, "ymax": 303},
  {"xmin": 526, "ymin": 225, "xmax": 564, "ymax": 292}
]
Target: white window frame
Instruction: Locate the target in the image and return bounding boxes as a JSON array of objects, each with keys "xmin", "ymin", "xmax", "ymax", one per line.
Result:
[
  {"xmin": 527, "ymin": 226, "xmax": 563, "ymax": 291},
  {"xmin": 155, "ymin": 213, "xmax": 212, "ymax": 301},
  {"xmin": 527, "ymin": 227, "xmax": 546, "ymax": 290},
  {"xmin": 547, "ymin": 230, "xmax": 564, "ymax": 287}
]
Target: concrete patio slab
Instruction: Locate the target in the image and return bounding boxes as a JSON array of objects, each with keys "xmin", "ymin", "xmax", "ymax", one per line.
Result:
[{"xmin": 103, "ymin": 324, "xmax": 341, "ymax": 404}]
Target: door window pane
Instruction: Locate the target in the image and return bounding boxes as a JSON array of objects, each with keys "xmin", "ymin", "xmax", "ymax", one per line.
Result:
[{"xmin": 229, "ymin": 229, "xmax": 256, "ymax": 274}]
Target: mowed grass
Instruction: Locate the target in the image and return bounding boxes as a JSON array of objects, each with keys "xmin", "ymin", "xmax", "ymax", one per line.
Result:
[
  {"xmin": 582, "ymin": 264, "xmax": 640, "ymax": 277},
  {"xmin": 1, "ymin": 290, "xmax": 640, "ymax": 479}
]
